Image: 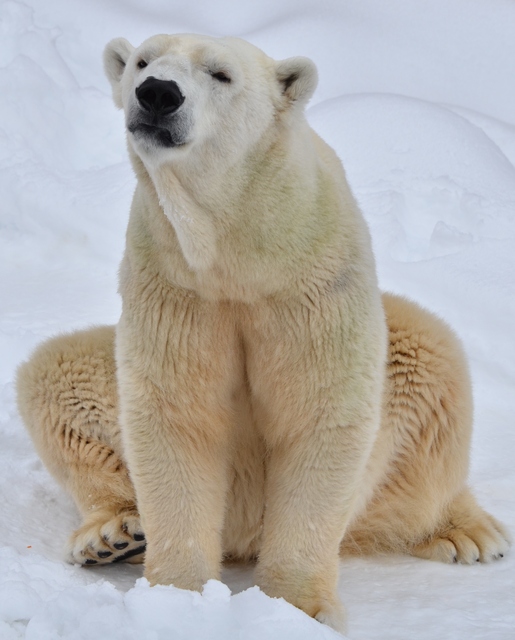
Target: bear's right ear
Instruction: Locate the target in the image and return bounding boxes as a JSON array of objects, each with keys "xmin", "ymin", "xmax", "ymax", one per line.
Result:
[
  {"xmin": 276, "ymin": 56, "xmax": 318, "ymax": 109},
  {"xmin": 103, "ymin": 38, "xmax": 135, "ymax": 109}
]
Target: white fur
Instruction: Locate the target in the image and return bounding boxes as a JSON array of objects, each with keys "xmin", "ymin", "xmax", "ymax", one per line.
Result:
[{"xmin": 108, "ymin": 35, "xmax": 387, "ymax": 633}]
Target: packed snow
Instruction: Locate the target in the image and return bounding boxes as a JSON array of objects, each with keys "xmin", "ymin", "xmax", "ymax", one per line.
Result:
[{"xmin": 1, "ymin": 1, "xmax": 514, "ymax": 638}]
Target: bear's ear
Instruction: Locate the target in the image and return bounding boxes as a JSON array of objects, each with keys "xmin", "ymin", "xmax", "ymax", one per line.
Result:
[
  {"xmin": 103, "ymin": 38, "xmax": 135, "ymax": 108},
  {"xmin": 275, "ymin": 56, "xmax": 318, "ymax": 108}
]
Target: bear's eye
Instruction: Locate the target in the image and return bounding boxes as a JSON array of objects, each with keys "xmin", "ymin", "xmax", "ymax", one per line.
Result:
[
  {"xmin": 137, "ymin": 60, "xmax": 148, "ymax": 69},
  {"xmin": 210, "ymin": 70, "xmax": 231, "ymax": 83}
]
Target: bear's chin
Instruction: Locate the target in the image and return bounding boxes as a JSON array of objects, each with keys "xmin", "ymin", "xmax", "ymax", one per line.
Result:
[{"xmin": 128, "ymin": 123, "xmax": 187, "ymax": 149}]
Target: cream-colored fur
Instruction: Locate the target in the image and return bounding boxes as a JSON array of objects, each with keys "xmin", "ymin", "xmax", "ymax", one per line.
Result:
[
  {"xmin": 16, "ymin": 34, "xmax": 510, "ymax": 633},
  {"xmin": 17, "ymin": 297, "xmax": 510, "ymax": 617}
]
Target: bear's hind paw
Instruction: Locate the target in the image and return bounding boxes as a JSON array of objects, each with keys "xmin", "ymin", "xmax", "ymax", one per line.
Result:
[
  {"xmin": 66, "ymin": 510, "xmax": 146, "ymax": 566},
  {"xmin": 412, "ymin": 512, "xmax": 510, "ymax": 565}
]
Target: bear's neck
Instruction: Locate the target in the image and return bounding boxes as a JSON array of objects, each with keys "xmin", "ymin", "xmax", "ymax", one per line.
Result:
[
  {"xmin": 126, "ymin": 127, "xmax": 354, "ymax": 303},
  {"xmin": 131, "ymin": 131, "xmax": 319, "ymax": 275}
]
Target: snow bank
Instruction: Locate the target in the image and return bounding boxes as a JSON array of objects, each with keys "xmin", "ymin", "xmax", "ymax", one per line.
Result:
[{"xmin": 0, "ymin": 548, "xmax": 340, "ymax": 640}]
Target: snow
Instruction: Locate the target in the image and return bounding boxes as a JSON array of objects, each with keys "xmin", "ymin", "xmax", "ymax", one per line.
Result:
[
  {"xmin": 0, "ymin": 557, "xmax": 340, "ymax": 640},
  {"xmin": 1, "ymin": 0, "xmax": 514, "ymax": 638}
]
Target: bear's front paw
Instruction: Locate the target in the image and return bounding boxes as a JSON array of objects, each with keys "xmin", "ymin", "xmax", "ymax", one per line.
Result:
[
  {"xmin": 256, "ymin": 566, "xmax": 347, "ymax": 634},
  {"xmin": 313, "ymin": 600, "xmax": 347, "ymax": 634},
  {"xmin": 66, "ymin": 509, "xmax": 146, "ymax": 566}
]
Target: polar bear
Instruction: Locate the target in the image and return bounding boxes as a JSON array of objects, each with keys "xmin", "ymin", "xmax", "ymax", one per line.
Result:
[{"xmin": 16, "ymin": 34, "xmax": 509, "ymax": 633}]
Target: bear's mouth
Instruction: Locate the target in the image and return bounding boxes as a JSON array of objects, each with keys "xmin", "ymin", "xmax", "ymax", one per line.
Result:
[
  {"xmin": 127, "ymin": 102, "xmax": 191, "ymax": 151},
  {"xmin": 128, "ymin": 122, "xmax": 181, "ymax": 148}
]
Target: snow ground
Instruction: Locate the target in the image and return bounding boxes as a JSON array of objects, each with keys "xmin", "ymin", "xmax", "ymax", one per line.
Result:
[{"xmin": 1, "ymin": 0, "xmax": 514, "ymax": 638}]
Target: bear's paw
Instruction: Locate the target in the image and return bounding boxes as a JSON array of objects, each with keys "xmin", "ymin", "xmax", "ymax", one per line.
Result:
[{"xmin": 66, "ymin": 509, "xmax": 145, "ymax": 566}]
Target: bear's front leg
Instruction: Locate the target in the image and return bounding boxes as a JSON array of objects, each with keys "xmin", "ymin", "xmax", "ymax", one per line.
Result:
[
  {"xmin": 245, "ymin": 294, "xmax": 387, "ymax": 632},
  {"xmin": 116, "ymin": 290, "xmax": 239, "ymax": 590}
]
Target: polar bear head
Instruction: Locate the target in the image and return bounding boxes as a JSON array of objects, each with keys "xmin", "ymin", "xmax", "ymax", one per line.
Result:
[{"xmin": 103, "ymin": 34, "xmax": 318, "ymax": 168}]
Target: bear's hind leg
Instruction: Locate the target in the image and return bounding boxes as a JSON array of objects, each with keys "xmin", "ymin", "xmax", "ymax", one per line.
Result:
[
  {"xmin": 16, "ymin": 326, "xmax": 145, "ymax": 566},
  {"xmin": 412, "ymin": 488, "xmax": 510, "ymax": 564},
  {"xmin": 342, "ymin": 294, "xmax": 511, "ymax": 565}
]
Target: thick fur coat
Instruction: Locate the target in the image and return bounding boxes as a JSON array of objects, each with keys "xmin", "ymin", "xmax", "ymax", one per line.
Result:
[{"xmin": 16, "ymin": 34, "xmax": 509, "ymax": 634}]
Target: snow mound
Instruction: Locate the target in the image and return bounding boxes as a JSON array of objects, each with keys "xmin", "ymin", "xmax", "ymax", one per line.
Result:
[
  {"xmin": 0, "ymin": 548, "xmax": 342, "ymax": 640},
  {"xmin": 309, "ymin": 94, "xmax": 515, "ymax": 262}
]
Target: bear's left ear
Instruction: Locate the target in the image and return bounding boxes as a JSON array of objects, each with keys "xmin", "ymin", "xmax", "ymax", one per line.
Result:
[{"xmin": 276, "ymin": 56, "xmax": 318, "ymax": 108}]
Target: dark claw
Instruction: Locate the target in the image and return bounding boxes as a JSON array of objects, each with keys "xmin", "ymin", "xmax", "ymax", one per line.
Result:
[
  {"xmin": 84, "ymin": 559, "xmax": 98, "ymax": 565},
  {"xmin": 133, "ymin": 533, "xmax": 145, "ymax": 542},
  {"xmin": 453, "ymin": 555, "xmax": 458, "ymax": 563},
  {"xmin": 500, "ymin": 554, "xmax": 504, "ymax": 558},
  {"xmin": 98, "ymin": 550, "xmax": 113, "ymax": 558},
  {"xmin": 113, "ymin": 544, "xmax": 146, "ymax": 563},
  {"xmin": 114, "ymin": 541, "xmax": 129, "ymax": 550}
]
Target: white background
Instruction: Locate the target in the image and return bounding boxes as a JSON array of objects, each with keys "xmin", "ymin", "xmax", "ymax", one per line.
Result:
[{"xmin": 0, "ymin": 1, "xmax": 514, "ymax": 638}]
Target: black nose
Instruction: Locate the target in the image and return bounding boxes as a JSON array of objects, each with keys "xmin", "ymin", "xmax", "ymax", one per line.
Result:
[{"xmin": 135, "ymin": 76, "xmax": 185, "ymax": 116}]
